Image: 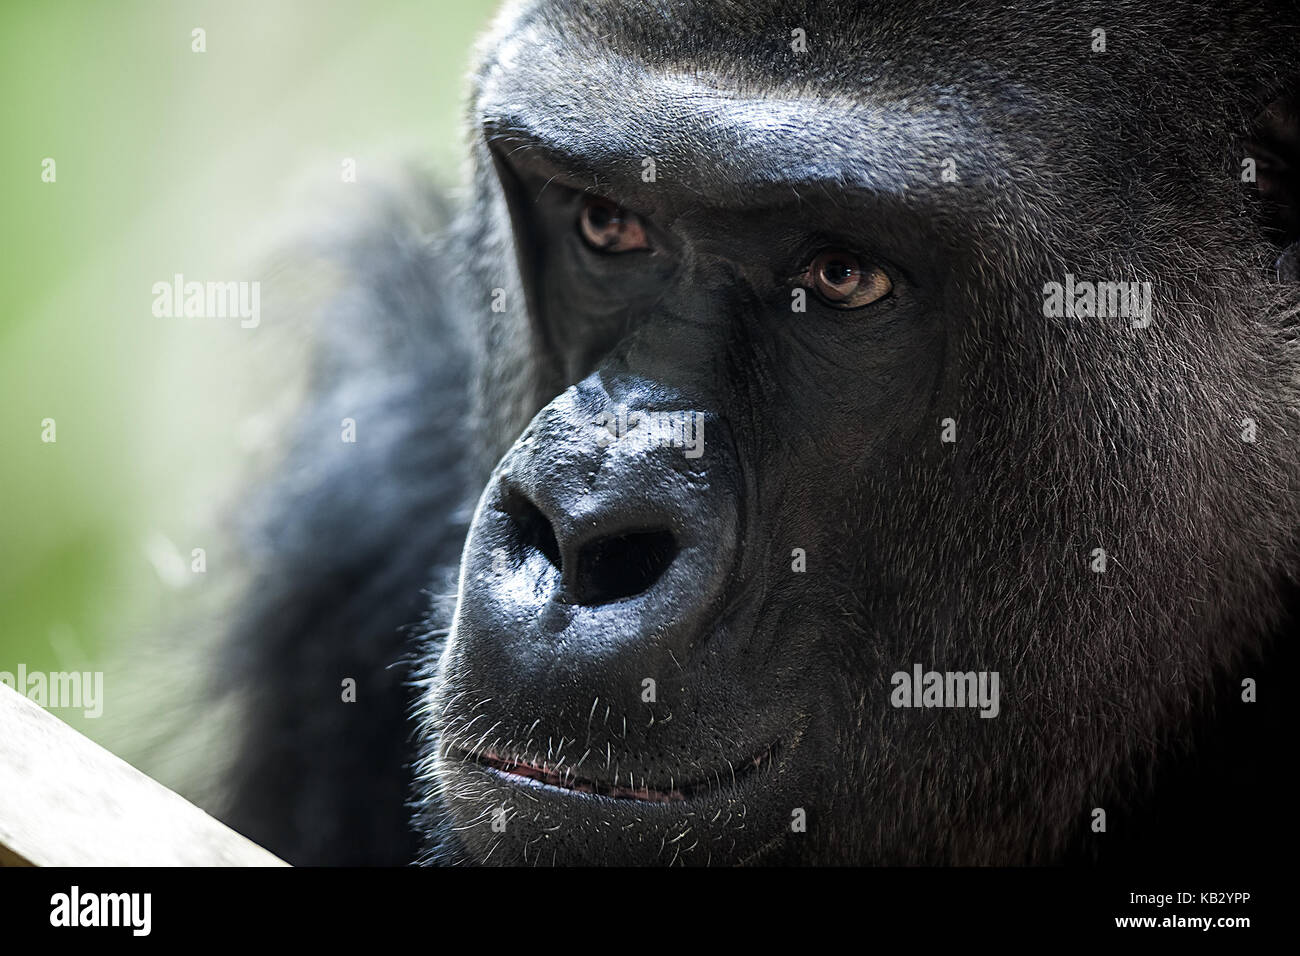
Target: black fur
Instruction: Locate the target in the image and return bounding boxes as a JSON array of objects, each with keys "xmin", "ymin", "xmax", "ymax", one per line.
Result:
[{"xmin": 213, "ymin": 184, "xmax": 479, "ymax": 865}]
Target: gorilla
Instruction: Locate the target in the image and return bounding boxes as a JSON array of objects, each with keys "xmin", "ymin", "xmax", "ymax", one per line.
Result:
[{"xmin": 193, "ymin": 0, "xmax": 1299, "ymax": 866}]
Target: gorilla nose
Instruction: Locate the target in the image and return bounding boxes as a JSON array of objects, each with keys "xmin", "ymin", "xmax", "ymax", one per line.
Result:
[
  {"xmin": 453, "ymin": 380, "xmax": 740, "ymax": 669},
  {"xmin": 500, "ymin": 487, "xmax": 680, "ymax": 605}
]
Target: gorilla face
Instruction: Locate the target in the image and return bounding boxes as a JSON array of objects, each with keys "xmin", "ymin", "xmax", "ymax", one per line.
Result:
[
  {"xmin": 435, "ymin": 127, "xmax": 944, "ymax": 865},
  {"xmin": 420, "ymin": 1, "xmax": 1300, "ymax": 865}
]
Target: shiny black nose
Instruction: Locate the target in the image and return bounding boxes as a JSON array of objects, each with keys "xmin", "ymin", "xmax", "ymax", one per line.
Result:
[{"xmin": 450, "ymin": 378, "xmax": 738, "ymax": 682}]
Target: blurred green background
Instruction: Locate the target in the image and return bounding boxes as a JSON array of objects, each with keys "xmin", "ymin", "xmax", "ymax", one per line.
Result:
[{"xmin": 0, "ymin": 0, "xmax": 500, "ymax": 740}]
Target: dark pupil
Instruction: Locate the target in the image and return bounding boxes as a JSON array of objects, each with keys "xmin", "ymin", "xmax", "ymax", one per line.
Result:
[
  {"xmin": 587, "ymin": 203, "xmax": 614, "ymax": 231},
  {"xmin": 822, "ymin": 261, "xmax": 856, "ymax": 286}
]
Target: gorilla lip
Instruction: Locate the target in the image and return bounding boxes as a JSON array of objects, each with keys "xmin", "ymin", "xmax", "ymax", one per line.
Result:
[{"xmin": 454, "ymin": 745, "xmax": 775, "ymax": 803}]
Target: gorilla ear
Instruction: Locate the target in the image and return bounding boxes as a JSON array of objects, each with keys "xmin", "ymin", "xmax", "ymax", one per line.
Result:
[{"xmin": 1247, "ymin": 82, "xmax": 1300, "ymax": 281}]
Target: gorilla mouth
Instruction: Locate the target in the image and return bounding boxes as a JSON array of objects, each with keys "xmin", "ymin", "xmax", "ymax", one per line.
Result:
[{"xmin": 455, "ymin": 744, "xmax": 777, "ymax": 803}]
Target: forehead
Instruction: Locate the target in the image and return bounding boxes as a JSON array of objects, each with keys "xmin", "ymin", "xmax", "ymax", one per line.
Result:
[{"xmin": 473, "ymin": 1, "xmax": 1010, "ymax": 208}]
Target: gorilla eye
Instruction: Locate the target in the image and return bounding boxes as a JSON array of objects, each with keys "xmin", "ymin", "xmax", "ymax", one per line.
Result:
[
  {"xmin": 799, "ymin": 250, "xmax": 893, "ymax": 309},
  {"xmin": 578, "ymin": 197, "xmax": 650, "ymax": 253}
]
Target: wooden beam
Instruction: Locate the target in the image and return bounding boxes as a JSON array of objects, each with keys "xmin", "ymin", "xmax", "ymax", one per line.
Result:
[{"xmin": 0, "ymin": 683, "xmax": 287, "ymax": 866}]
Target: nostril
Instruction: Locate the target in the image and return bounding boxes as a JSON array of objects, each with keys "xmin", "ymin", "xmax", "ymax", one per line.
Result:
[
  {"xmin": 498, "ymin": 488, "xmax": 679, "ymax": 604},
  {"xmin": 501, "ymin": 492, "xmax": 561, "ymax": 570},
  {"xmin": 574, "ymin": 529, "xmax": 678, "ymax": 605}
]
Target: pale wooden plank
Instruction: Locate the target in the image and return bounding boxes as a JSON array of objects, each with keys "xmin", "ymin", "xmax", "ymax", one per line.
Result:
[{"xmin": 0, "ymin": 683, "xmax": 287, "ymax": 866}]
